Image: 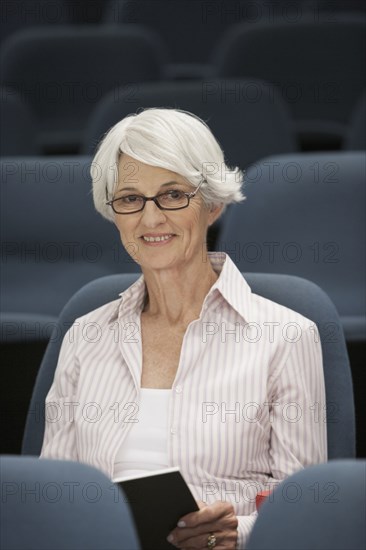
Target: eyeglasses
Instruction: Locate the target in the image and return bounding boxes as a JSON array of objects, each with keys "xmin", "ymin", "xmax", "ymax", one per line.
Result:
[{"xmin": 106, "ymin": 180, "xmax": 205, "ymax": 215}]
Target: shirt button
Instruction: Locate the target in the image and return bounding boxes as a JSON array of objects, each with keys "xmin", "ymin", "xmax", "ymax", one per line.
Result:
[
  {"xmin": 175, "ymin": 385, "xmax": 182, "ymax": 394},
  {"xmin": 170, "ymin": 427, "xmax": 177, "ymax": 435}
]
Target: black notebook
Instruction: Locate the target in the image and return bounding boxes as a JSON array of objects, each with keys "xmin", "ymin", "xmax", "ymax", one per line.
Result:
[{"xmin": 114, "ymin": 467, "xmax": 199, "ymax": 550}]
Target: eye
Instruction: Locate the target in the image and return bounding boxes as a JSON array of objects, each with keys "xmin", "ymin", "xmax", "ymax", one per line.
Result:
[
  {"xmin": 118, "ymin": 195, "xmax": 143, "ymax": 204},
  {"xmin": 165, "ymin": 190, "xmax": 185, "ymax": 200}
]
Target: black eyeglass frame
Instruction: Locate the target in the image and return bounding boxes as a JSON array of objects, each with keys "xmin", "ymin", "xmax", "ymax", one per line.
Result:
[{"xmin": 105, "ymin": 179, "xmax": 205, "ymax": 215}]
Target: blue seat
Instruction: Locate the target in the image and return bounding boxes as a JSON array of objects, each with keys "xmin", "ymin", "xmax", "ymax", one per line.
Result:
[
  {"xmin": 103, "ymin": 0, "xmax": 235, "ymax": 77},
  {"xmin": 0, "ymin": 87, "xmax": 39, "ymax": 155},
  {"xmin": 213, "ymin": 16, "xmax": 366, "ymax": 147},
  {"xmin": 247, "ymin": 459, "xmax": 366, "ymax": 550},
  {"xmin": 0, "ymin": 26, "xmax": 167, "ymax": 152},
  {"xmin": 0, "ymin": 455, "xmax": 140, "ymax": 549},
  {"xmin": 83, "ymin": 79, "xmax": 297, "ymax": 168},
  {"xmin": 217, "ymin": 152, "xmax": 366, "ymax": 343},
  {"xmin": 0, "ymin": 156, "xmax": 140, "ymax": 332},
  {"xmin": 22, "ymin": 272, "xmax": 355, "ymax": 459}
]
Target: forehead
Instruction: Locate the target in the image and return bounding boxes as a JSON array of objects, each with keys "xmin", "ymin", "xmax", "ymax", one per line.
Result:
[{"xmin": 117, "ymin": 154, "xmax": 186, "ymax": 188}]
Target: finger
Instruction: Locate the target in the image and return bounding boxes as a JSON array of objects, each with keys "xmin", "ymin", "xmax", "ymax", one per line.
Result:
[
  {"xmin": 177, "ymin": 500, "xmax": 229, "ymax": 529},
  {"xmin": 175, "ymin": 531, "xmax": 237, "ymax": 550},
  {"xmin": 197, "ymin": 500, "xmax": 208, "ymax": 509},
  {"xmin": 169, "ymin": 520, "xmax": 234, "ymax": 547}
]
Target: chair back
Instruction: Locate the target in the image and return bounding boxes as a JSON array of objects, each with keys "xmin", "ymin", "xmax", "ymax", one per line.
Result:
[
  {"xmin": 247, "ymin": 459, "xmax": 366, "ymax": 550},
  {"xmin": 218, "ymin": 152, "xmax": 366, "ymax": 342},
  {"xmin": 0, "ymin": 157, "xmax": 140, "ymax": 321},
  {"xmin": 213, "ymin": 16, "xmax": 366, "ymax": 141},
  {"xmin": 83, "ymin": 79, "xmax": 297, "ymax": 168},
  {"xmin": 0, "ymin": 26, "xmax": 167, "ymax": 151},
  {"xmin": 0, "ymin": 455, "xmax": 140, "ymax": 550}
]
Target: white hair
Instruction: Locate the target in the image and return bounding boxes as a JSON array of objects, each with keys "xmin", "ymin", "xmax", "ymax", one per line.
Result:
[{"xmin": 91, "ymin": 108, "xmax": 245, "ymax": 222}]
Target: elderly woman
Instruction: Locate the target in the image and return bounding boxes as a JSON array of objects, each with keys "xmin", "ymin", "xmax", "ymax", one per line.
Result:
[{"xmin": 40, "ymin": 108, "xmax": 327, "ymax": 549}]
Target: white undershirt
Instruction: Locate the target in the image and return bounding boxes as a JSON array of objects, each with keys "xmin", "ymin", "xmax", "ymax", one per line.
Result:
[{"xmin": 113, "ymin": 388, "xmax": 172, "ymax": 480}]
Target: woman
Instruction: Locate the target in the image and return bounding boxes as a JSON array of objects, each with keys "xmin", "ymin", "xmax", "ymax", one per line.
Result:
[{"xmin": 41, "ymin": 109, "xmax": 327, "ymax": 549}]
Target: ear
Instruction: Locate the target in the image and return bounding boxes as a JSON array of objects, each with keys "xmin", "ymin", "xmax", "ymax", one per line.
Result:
[{"xmin": 208, "ymin": 203, "xmax": 224, "ymax": 226}]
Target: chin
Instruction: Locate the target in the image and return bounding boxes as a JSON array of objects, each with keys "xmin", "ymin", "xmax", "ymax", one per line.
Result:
[{"xmin": 138, "ymin": 252, "xmax": 182, "ymax": 272}]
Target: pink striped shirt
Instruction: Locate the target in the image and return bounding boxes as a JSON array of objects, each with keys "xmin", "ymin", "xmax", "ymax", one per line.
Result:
[{"xmin": 40, "ymin": 252, "xmax": 327, "ymax": 548}]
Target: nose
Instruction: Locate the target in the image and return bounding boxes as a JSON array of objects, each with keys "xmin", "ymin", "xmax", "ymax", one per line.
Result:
[{"xmin": 140, "ymin": 199, "xmax": 167, "ymax": 227}]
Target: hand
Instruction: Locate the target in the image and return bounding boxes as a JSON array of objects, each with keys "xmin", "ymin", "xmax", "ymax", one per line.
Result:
[{"xmin": 167, "ymin": 500, "xmax": 238, "ymax": 549}]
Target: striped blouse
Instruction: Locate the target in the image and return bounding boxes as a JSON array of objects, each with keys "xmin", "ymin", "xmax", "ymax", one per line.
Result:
[{"xmin": 40, "ymin": 252, "xmax": 327, "ymax": 549}]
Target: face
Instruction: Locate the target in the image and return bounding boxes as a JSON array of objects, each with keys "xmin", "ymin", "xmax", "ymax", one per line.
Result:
[{"xmin": 112, "ymin": 154, "xmax": 221, "ymax": 272}]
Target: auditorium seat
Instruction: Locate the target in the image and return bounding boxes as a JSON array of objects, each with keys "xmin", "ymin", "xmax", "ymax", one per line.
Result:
[
  {"xmin": 217, "ymin": 152, "xmax": 366, "ymax": 343},
  {"xmin": 83, "ymin": 79, "xmax": 298, "ymax": 167},
  {"xmin": 212, "ymin": 16, "xmax": 366, "ymax": 149},
  {"xmin": 0, "ymin": 27, "xmax": 168, "ymax": 153},
  {"xmin": 0, "ymin": 86, "xmax": 40, "ymax": 156},
  {"xmin": 103, "ymin": 0, "xmax": 236, "ymax": 78},
  {"xmin": 0, "ymin": 156, "xmax": 140, "ymax": 323},
  {"xmin": 22, "ymin": 272, "xmax": 355, "ymax": 458},
  {"xmin": 0, "ymin": 455, "xmax": 140, "ymax": 550},
  {"xmin": 247, "ymin": 459, "xmax": 366, "ymax": 550},
  {"xmin": 343, "ymin": 92, "xmax": 366, "ymax": 150}
]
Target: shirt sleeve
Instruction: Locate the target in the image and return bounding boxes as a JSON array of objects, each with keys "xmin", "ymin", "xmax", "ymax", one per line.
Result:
[
  {"xmin": 39, "ymin": 323, "xmax": 80, "ymax": 462},
  {"xmin": 235, "ymin": 323, "xmax": 327, "ymax": 549},
  {"xmin": 236, "ymin": 512, "xmax": 258, "ymax": 549},
  {"xmin": 268, "ymin": 323, "xmax": 328, "ymax": 478}
]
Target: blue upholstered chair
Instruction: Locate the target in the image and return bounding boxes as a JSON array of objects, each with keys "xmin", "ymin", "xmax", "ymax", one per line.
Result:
[
  {"xmin": 22, "ymin": 272, "xmax": 355, "ymax": 459},
  {"xmin": 0, "ymin": 455, "xmax": 140, "ymax": 549},
  {"xmin": 0, "ymin": 26, "xmax": 167, "ymax": 152},
  {"xmin": 0, "ymin": 156, "xmax": 140, "ymax": 331},
  {"xmin": 246, "ymin": 459, "xmax": 366, "ymax": 550},
  {"xmin": 213, "ymin": 16, "xmax": 366, "ymax": 147},
  {"xmin": 217, "ymin": 152, "xmax": 366, "ymax": 343},
  {"xmin": 83, "ymin": 79, "xmax": 297, "ymax": 168}
]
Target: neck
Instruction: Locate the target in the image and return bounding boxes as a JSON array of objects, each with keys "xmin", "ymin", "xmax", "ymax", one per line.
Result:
[{"xmin": 142, "ymin": 252, "xmax": 218, "ymax": 326}]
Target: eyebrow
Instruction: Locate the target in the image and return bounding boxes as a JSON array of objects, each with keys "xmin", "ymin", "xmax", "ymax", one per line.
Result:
[{"xmin": 115, "ymin": 180, "xmax": 187, "ymax": 194}]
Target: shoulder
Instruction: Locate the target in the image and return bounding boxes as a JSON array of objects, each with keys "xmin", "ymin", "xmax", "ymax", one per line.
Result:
[
  {"xmin": 69, "ymin": 297, "xmax": 121, "ymax": 334},
  {"xmin": 251, "ymin": 291, "xmax": 315, "ymax": 330},
  {"xmin": 247, "ymin": 291, "xmax": 319, "ymax": 351}
]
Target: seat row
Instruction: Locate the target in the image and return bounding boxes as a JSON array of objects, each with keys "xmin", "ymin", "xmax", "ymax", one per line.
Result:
[
  {"xmin": 1, "ymin": 80, "xmax": 365, "ymax": 158},
  {"xmin": 2, "ymin": 456, "xmax": 364, "ymax": 550},
  {"xmin": 0, "ymin": 15, "xmax": 365, "ymax": 153}
]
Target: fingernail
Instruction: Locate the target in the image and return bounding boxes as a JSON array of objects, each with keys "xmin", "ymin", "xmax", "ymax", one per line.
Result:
[
  {"xmin": 177, "ymin": 520, "xmax": 186, "ymax": 527},
  {"xmin": 167, "ymin": 534, "xmax": 174, "ymax": 542}
]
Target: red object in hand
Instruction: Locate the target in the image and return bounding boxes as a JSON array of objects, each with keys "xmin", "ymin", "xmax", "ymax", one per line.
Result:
[{"xmin": 255, "ymin": 490, "xmax": 272, "ymax": 511}]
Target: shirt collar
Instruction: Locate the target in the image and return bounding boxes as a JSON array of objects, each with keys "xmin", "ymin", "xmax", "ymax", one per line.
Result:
[
  {"xmin": 203, "ymin": 252, "xmax": 252, "ymax": 322},
  {"xmin": 107, "ymin": 252, "xmax": 252, "ymax": 324},
  {"xmin": 107, "ymin": 274, "xmax": 146, "ymax": 324}
]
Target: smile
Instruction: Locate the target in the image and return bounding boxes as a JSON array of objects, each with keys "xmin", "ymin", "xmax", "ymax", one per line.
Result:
[{"xmin": 142, "ymin": 234, "xmax": 174, "ymax": 243}]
